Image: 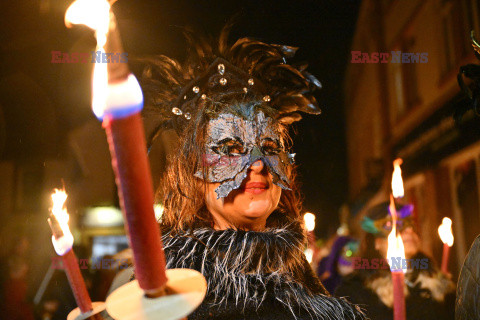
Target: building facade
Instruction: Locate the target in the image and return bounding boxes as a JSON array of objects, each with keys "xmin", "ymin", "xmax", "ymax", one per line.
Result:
[{"xmin": 345, "ymin": 0, "xmax": 480, "ymax": 276}]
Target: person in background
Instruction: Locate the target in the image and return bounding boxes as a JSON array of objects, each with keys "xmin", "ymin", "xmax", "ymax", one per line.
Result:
[
  {"xmin": 317, "ymin": 236, "xmax": 359, "ymax": 294},
  {"xmin": 2, "ymin": 235, "xmax": 35, "ymax": 320},
  {"xmin": 336, "ymin": 202, "xmax": 456, "ymax": 320}
]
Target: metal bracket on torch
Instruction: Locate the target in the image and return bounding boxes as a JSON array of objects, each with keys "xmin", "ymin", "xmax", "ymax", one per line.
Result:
[{"xmin": 48, "ymin": 213, "xmax": 64, "ymax": 239}]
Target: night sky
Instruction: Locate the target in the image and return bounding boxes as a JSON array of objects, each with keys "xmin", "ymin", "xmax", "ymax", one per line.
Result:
[{"xmin": 0, "ymin": 0, "xmax": 360, "ymax": 237}]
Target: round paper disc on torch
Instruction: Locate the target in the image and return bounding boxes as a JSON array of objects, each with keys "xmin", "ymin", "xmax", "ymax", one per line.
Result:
[
  {"xmin": 106, "ymin": 268, "xmax": 207, "ymax": 320},
  {"xmin": 67, "ymin": 302, "xmax": 106, "ymax": 320}
]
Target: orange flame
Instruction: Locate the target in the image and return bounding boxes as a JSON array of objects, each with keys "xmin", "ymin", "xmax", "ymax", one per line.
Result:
[
  {"xmin": 65, "ymin": 0, "xmax": 110, "ymax": 33},
  {"xmin": 438, "ymin": 217, "xmax": 454, "ymax": 247},
  {"xmin": 51, "ymin": 189, "xmax": 74, "ymax": 254},
  {"xmin": 391, "ymin": 158, "xmax": 404, "ymax": 198},
  {"xmin": 65, "ymin": 0, "xmax": 110, "ymax": 118},
  {"xmin": 64, "ymin": 0, "xmax": 143, "ymax": 119},
  {"xmin": 386, "ymin": 198, "xmax": 406, "ymax": 273}
]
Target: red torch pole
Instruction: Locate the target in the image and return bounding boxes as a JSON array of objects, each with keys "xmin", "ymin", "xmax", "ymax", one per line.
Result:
[
  {"xmin": 99, "ymin": 10, "xmax": 167, "ymax": 294},
  {"xmin": 103, "ymin": 113, "xmax": 167, "ymax": 295},
  {"xmin": 62, "ymin": 250, "xmax": 94, "ymax": 313},
  {"xmin": 441, "ymin": 243, "xmax": 450, "ymax": 274},
  {"xmin": 392, "ymin": 271, "xmax": 406, "ymax": 320}
]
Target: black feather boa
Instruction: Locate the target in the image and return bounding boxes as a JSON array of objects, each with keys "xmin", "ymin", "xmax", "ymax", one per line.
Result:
[{"xmin": 161, "ymin": 222, "xmax": 366, "ymax": 319}]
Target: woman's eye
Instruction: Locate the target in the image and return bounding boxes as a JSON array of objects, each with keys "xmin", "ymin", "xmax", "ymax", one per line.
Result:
[
  {"xmin": 261, "ymin": 140, "xmax": 281, "ymax": 155},
  {"xmin": 227, "ymin": 144, "xmax": 245, "ymax": 155},
  {"xmin": 213, "ymin": 139, "xmax": 245, "ymax": 155}
]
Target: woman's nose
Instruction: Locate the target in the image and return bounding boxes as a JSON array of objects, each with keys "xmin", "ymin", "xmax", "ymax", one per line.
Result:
[{"xmin": 249, "ymin": 159, "xmax": 265, "ymax": 173}]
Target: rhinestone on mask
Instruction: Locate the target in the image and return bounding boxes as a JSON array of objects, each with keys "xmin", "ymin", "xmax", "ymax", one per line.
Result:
[
  {"xmin": 248, "ymin": 78, "xmax": 254, "ymax": 86},
  {"xmin": 192, "ymin": 86, "xmax": 200, "ymax": 93},
  {"xmin": 184, "ymin": 112, "xmax": 191, "ymax": 120},
  {"xmin": 218, "ymin": 64, "xmax": 225, "ymax": 75},
  {"xmin": 243, "ymin": 87, "xmax": 248, "ymax": 93},
  {"xmin": 201, "ymin": 94, "xmax": 207, "ymax": 99},
  {"xmin": 219, "ymin": 78, "xmax": 227, "ymax": 86},
  {"xmin": 263, "ymin": 95, "xmax": 271, "ymax": 102},
  {"xmin": 288, "ymin": 153, "xmax": 296, "ymax": 164},
  {"xmin": 171, "ymin": 107, "xmax": 183, "ymax": 115}
]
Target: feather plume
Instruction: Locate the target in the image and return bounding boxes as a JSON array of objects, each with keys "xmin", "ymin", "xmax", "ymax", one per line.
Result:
[{"xmin": 137, "ymin": 26, "xmax": 322, "ymax": 148}]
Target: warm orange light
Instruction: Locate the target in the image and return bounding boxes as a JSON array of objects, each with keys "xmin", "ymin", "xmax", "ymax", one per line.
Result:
[
  {"xmin": 65, "ymin": 0, "xmax": 110, "ymax": 118},
  {"xmin": 65, "ymin": 0, "xmax": 110, "ymax": 34},
  {"xmin": 438, "ymin": 217, "xmax": 454, "ymax": 247},
  {"xmin": 303, "ymin": 212, "xmax": 316, "ymax": 232},
  {"xmin": 391, "ymin": 158, "xmax": 404, "ymax": 198},
  {"xmin": 64, "ymin": 0, "xmax": 143, "ymax": 119},
  {"xmin": 51, "ymin": 189, "xmax": 74, "ymax": 254},
  {"xmin": 386, "ymin": 200, "xmax": 406, "ymax": 273}
]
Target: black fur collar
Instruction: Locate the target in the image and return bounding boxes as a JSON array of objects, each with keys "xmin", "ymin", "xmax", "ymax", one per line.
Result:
[{"xmin": 161, "ymin": 222, "xmax": 366, "ymax": 319}]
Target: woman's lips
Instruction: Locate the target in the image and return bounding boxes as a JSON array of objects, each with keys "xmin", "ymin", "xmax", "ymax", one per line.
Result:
[{"xmin": 242, "ymin": 182, "xmax": 268, "ymax": 194}]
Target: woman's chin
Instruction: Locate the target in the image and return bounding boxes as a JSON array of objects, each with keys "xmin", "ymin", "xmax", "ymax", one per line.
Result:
[{"xmin": 242, "ymin": 199, "xmax": 274, "ymax": 218}]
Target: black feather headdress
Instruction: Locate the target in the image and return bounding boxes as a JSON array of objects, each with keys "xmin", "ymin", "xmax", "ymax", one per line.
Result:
[{"xmin": 138, "ymin": 26, "xmax": 322, "ymax": 148}]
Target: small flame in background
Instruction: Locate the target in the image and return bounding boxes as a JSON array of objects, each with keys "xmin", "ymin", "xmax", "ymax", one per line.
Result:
[
  {"xmin": 387, "ymin": 159, "xmax": 406, "ymax": 273},
  {"xmin": 65, "ymin": 0, "xmax": 110, "ymax": 118},
  {"xmin": 391, "ymin": 158, "xmax": 404, "ymax": 198},
  {"xmin": 51, "ymin": 189, "xmax": 70, "ymax": 232},
  {"xmin": 303, "ymin": 212, "xmax": 316, "ymax": 232},
  {"xmin": 304, "ymin": 248, "xmax": 314, "ymax": 263},
  {"xmin": 51, "ymin": 189, "xmax": 74, "ymax": 254},
  {"xmin": 438, "ymin": 217, "xmax": 454, "ymax": 247}
]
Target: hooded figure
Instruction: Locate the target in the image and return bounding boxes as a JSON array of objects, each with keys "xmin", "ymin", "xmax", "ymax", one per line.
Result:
[
  {"xmin": 317, "ymin": 236, "xmax": 359, "ymax": 294},
  {"xmin": 335, "ymin": 202, "xmax": 455, "ymax": 320},
  {"xmin": 124, "ymin": 26, "xmax": 366, "ymax": 319}
]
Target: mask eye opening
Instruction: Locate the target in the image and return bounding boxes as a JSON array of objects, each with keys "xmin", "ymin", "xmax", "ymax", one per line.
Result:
[{"xmin": 212, "ymin": 137, "xmax": 246, "ymax": 156}]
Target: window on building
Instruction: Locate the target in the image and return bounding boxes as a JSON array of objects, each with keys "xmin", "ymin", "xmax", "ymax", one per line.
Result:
[
  {"xmin": 401, "ymin": 37, "xmax": 421, "ymax": 110},
  {"xmin": 91, "ymin": 235, "xmax": 129, "ymax": 261},
  {"xmin": 441, "ymin": 0, "xmax": 480, "ymax": 76},
  {"xmin": 453, "ymin": 158, "xmax": 480, "ymax": 254},
  {"xmin": 391, "ymin": 36, "xmax": 421, "ymax": 121}
]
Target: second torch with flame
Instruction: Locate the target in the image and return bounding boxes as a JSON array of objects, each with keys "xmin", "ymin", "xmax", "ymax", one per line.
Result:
[
  {"xmin": 438, "ymin": 217, "xmax": 454, "ymax": 274},
  {"xmin": 387, "ymin": 159, "xmax": 407, "ymax": 320},
  {"xmin": 48, "ymin": 189, "xmax": 104, "ymax": 319}
]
